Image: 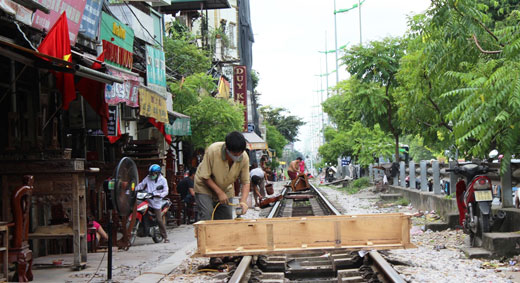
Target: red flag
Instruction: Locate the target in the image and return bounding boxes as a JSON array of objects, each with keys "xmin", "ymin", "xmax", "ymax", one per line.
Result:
[
  {"xmin": 38, "ymin": 12, "xmax": 75, "ymax": 110},
  {"xmin": 148, "ymin": 117, "xmax": 172, "ymax": 145}
]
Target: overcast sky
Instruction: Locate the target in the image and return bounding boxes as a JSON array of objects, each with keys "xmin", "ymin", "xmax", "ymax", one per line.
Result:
[{"xmin": 250, "ymin": 0, "xmax": 432, "ymax": 156}]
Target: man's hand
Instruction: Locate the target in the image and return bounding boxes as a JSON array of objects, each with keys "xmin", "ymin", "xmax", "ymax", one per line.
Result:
[
  {"xmin": 238, "ymin": 202, "xmax": 249, "ymax": 215},
  {"xmin": 217, "ymin": 191, "xmax": 229, "ymax": 205}
]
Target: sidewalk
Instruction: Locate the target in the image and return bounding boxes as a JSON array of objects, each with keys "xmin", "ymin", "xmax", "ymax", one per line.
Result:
[
  {"xmin": 31, "ymin": 225, "xmax": 197, "ymax": 282},
  {"xmin": 31, "ymin": 181, "xmax": 287, "ymax": 282}
]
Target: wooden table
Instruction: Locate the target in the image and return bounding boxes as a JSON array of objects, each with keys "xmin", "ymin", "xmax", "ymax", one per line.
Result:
[
  {"xmin": 0, "ymin": 159, "xmax": 88, "ymax": 270},
  {"xmin": 0, "ymin": 222, "xmax": 8, "ymax": 282}
]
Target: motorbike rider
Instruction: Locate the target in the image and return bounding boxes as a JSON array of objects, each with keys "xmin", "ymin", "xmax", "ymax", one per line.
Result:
[{"xmin": 135, "ymin": 164, "xmax": 169, "ymax": 243}]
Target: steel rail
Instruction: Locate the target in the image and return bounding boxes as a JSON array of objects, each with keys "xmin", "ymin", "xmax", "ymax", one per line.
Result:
[
  {"xmin": 229, "ymin": 187, "xmax": 288, "ymax": 283},
  {"xmin": 312, "ymin": 183, "xmax": 404, "ymax": 283},
  {"xmin": 228, "ymin": 255, "xmax": 252, "ymax": 283},
  {"xmin": 369, "ymin": 251, "xmax": 405, "ymax": 283},
  {"xmin": 229, "ymin": 182, "xmax": 404, "ymax": 283},
  {"xmin": 266, "ymin": 187, "xmax": 287, "ymax": 218},
  {"xmin": 309, "ymin": 183, "xmax": 342, "ymax": 216}
]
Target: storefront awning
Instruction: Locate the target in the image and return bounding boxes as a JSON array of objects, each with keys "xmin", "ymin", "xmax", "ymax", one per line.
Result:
[
  {"xmin": 171, "ymin": 111, "xmax": 190, "ymax": 119},
  {"xmin": 0, "ymin": 37, "xmax": 123, "ymax": 84},
  {"xmin": 161, "ymin": 0, "xmax": 230, "ymax": 14},
  {"xmin": 243, "ymin": 132, "xmax": 267, "ymax": 151}
]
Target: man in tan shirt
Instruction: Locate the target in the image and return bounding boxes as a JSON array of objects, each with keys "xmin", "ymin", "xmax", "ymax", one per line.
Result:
[
  {"xmin": 194, "ymin": 131, "xmax": 250, "ymax": 220},
  {"xmin": 287, "ymin": 157, "xmax": 302, "ymax": 180}
]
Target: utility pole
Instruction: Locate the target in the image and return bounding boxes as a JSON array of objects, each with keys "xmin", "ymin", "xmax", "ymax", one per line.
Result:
[
  {"xmin": 358, "ymin": 0, "xmax": 362, "ymax": 45},
  {"xmin": 319, "ymin": 61, "xmax": 325, "ymax": 144},
  {"xmin": 324, "ymin": 32, "xmax": 330, "ymax": 99},
  {"xmin": 333, "ymin": 0, "xmax": 340, "ymax": 87}
]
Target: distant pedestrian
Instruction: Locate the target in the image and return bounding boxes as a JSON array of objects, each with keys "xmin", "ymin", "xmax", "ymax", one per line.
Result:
[
  {"xmin": 250, "ymin": 163, "xmax": 266, "ymax": 207},
  {"xmin": 288, "ymin": 157, "xmax": 302, "ymax": 180},
  {"xmin": 177, "ymin": 167, "xmax": 196, "ymax": 203}
]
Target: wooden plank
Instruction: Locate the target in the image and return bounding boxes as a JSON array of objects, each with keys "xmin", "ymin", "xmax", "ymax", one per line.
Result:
[
  {"xmin": 72, "ymin": 174, "xmax": 81, "ymax": 268},
  {"xmin": 2, "ymin": 176, "xmax": 8, "ymax": 222},
  {"xmin": 193, "ymin": 213, "xmax": 416, "ymax": 257},
  {"xmin": 334, "ymin": 221, "xmax": 341, "ymax": 248},
  {"xmin": 78, "ymin": 175, "xmax": 87, "ymax": 263},
  {"xmin": 0, "ymin": 222, "xmax": 7, "ymax": 282},
  {"xmin": 267, "ymin": 224, "xmax": 274, "ymax": 251},
  {"xmin": 0, "ymin": 159, "xmax": 85, "ymax": 174}
]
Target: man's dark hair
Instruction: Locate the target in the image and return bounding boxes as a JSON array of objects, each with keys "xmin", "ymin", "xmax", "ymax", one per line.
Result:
[
  {"xmin": 188, "ymin": 167, "xmax": 196, "ymax": 176},
  {"xmin": 251, "ymin": 175, "xmax": 262, "ymax": 185},
  {"xmin": 297, "ymin": 157, "xmax": 303, "ymax": 161},
  {"xmin": 225, "ymin": 131, "xmax": 246, "ymax": 152}
]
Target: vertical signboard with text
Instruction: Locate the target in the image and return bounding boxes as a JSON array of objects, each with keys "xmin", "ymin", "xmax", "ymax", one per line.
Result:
[
  {"xmin": 107, "ymin": 105, "xmax": 119, "ymax": 136},
  {"xmin": 79, "ymin": 0, "xmax": 103, "ymax": 40},
  {"xmin": 233, "ymin": 65, "xmax": 247, "ymax": 131},
  {"xmin": 145, "ymin": 45, "xmax": 167, "ymax": 94}
]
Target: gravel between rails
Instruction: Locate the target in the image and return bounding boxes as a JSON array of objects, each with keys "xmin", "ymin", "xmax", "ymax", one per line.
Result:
[{"xmin": 317, "ymin": 184, "xmax": 516, "ymax": 283}]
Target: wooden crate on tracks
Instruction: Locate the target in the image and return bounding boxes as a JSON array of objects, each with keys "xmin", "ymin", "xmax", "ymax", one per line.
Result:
[
  {"xmin": 290, "ymin": 173, "xmax": 310, "ymax": 191},
  {"xmin": 193, "ymin": 213, "xmax": 416, "ymax": 257}
]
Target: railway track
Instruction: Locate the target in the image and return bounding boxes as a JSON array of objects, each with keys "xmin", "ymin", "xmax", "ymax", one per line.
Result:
[{"xmin": 226, "ymin": 183, "xmax": 405, "ymax": 283}]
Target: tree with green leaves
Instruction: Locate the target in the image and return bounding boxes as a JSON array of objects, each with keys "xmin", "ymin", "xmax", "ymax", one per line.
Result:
[
  {"xmin": 325, "ymin": 77, "xmax": 387, "ymax": 130},
  {"xmin": 259, "ymin": 106, "xmax": 305, "ymax": 143},
  {"xmin": 169, "ymin": 73, "xmax": 217, "ymax": 114},
  {"xmin": 318, "ymin": 123, "xmax": 394, "ymax": 167},
  {"xmin": 282, "ymin": 148, "xmax": 305, "ymax": 165},
  {"xmin": 400, "ymin": 135, "xmax": 436, "ymax": 162},
  {"xmin": 184, "ymin": 96, "xmax": 244, "ymax": 149},
  {"xmin": 164, "ymin": 21, "xmax": 211, "ymax": 77},
  {"xmin": 265, "ymin": 124, "xmax": 287, "ymax": 160},
  {"xmin": 407, "ymin": 0, "xmax": 520, "ymax": 170},
  {"xmin": 395, "ymin": 13, "xmax": 459, "ymax": 154},
  {"xmin": 341, "ymin": 37, "xmax": 407, "ymax": 161}
]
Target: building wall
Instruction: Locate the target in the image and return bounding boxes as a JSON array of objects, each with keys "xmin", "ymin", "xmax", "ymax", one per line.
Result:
[{"xmin": 192, "ymin": 1, "xmax": 240, "ymax": 62}]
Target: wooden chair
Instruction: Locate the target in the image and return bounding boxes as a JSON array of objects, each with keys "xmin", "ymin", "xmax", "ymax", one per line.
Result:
[
  {"xmin": 8, "ymin": 175, "xmax": 34, "ymax": 282},
  {"xmin": 184, "ymin": 200, "xmax": 198, "ymax": 224},
  {"xmin": 168, "ymin": 194, "xmax": 183, "ymax": 226},
  {"xmin": 166, "ymin": 174, "xmax": 184, "ymax": 226}
]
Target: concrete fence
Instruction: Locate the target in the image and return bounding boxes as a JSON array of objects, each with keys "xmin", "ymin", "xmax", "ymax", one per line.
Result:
[{"xmin": 368, "ymin": 160, "xmax": 520, "ymax": 208}]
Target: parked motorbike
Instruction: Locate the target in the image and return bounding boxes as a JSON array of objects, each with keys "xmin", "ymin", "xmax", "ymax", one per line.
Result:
[
  {"xmin": 325, "ymin": 167, "xmax": 336, "ymax": 183},
  {"xmin": 405, "ymin": 175, "xmax": 421, "ymax": 189},
  {"xmin": 447, "ymin": 151, "xmax": 505, "ymax": 246},
  {"xmin": 128, "ymin": 186, "xmax": 171, "ymax": 245}
]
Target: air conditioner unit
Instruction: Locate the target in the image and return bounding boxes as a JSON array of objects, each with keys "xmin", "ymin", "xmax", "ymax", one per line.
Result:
[{"xmin": 121, "ymin": 105, "xmax": 138, "ymax": 121}]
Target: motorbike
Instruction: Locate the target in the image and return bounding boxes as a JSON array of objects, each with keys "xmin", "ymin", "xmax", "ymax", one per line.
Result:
[
  {"xmin": 405, "ymin": 175, "xmax": 421, "ymax": 189},
  {"xmin": 128, "ymin": 186, "xmax": 172, "ymax": 245},
  {"xmin": 325, "ymin": 166, "xmax": 336, "ymax": 183},
  {"xmin": 447, "ymin": 151, "xmax": 505, "ymax": 246}
]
